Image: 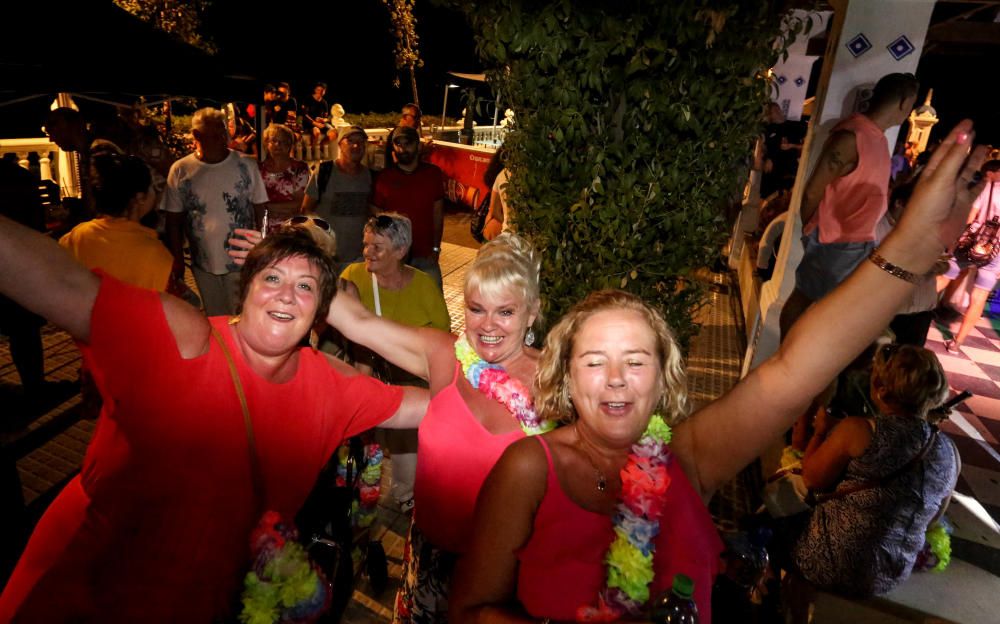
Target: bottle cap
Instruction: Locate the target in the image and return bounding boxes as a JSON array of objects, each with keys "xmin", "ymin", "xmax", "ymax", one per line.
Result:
[{"xmin": 672, "ymin": 573, "xmax": 694, "ymax": 599}]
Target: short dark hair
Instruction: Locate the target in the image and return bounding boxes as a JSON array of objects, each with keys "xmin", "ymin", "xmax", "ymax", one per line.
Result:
[
  {"xmin": 91, "ymin": 154, "xmax": 152, "ymax": 218},
  {"xmin": 869, "ymin": 73, "xmax": 919, "ymax": 112},
  {"xmin": 277, "ymin": 81, "xmax": 291, "ymax": 91},
  {"xmin": 238, "ymin": 228, "xmax": 338, "ymax": 322},
  {"xmin": 314, "ymin": 82, "xmax": 327, "ymax": 90},
  {"xmin": 402, "ymin": 103, "xmax": 421, "ymax": 117}
]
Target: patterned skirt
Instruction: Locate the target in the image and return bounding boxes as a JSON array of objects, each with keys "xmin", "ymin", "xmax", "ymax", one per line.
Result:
[{"xmin": 393, "ymin": 518, "xmax": 458, "ymax": 624}]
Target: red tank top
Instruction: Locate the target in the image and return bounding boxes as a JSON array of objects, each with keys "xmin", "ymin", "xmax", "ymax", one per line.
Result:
[
  {"xmin": 805, "ymin": 113, "xmax": 890, "ymax": 243},
  {"xmin": 413, "ymin": 362, "xmax": 525, "ymax": 553},
  {"xmin": 516, "ymin": 436, "xmax": 722, "ymax": 622}
]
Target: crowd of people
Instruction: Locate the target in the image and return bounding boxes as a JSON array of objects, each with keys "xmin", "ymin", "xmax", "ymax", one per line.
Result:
[{"xmin": 0, "ymin": 73, "xmax": 992, "ymax": 623}]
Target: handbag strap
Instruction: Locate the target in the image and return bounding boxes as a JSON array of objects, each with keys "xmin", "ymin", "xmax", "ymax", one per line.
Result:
[
  {"xmin": 211, "ymin": 326, "xmax": 265, "ymax": 512},
  {"xmin": 814, "ymin": 426, "xmax": 938, "ymax": 504}
]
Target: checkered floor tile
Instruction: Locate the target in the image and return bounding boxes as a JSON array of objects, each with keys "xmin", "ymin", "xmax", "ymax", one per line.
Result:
[{"xmin": 925, "ymin": 314, "xmax": 1000, "ymax": 549}]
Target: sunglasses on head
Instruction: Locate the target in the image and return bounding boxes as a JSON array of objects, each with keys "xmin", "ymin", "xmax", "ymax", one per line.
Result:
[
  {"xmin": 367, "ymin": 215, "xmax": 400, "ymax": 231},
  {"xmin": 286, "ymin": 215, "xmax": 331, "ymax": 232}
]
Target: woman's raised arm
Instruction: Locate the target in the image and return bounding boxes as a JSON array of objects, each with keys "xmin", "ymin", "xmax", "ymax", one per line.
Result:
[
  {"xmin": 325, "ymin": 284, "xmax": 450, "ymax": 383},
  {"xmin": 672, "ymin": 120, "xmax": 987, "ymax": 499},
  {"xmin": 0, "ymin": 215, "xmax": 99, "ymax": 342}
]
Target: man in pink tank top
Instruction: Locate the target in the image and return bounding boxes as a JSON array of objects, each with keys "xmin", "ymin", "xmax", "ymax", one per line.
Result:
[{"xmin": 781, "ymin": 73, "xmax": 919, "ymax": 336}]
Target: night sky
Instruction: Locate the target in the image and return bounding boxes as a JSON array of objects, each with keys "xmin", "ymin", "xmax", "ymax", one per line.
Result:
[
  {"xmin": 201, "ymin": 0, "xmax": 482, "ymax": 118},
  {"xmin": 0, "ymin": 2, "xmax": 994, "ymax": 147}
]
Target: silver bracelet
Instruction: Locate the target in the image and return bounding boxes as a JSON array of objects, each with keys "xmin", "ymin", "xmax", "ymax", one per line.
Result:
[{"xmin": 868, "ymin": 249, "xmax": 920, "ymax": 283}]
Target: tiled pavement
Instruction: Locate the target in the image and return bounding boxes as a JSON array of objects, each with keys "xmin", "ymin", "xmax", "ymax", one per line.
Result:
[{"xmin": 923, "ymin": 312, "xmax": 1000, "ymax": 562}]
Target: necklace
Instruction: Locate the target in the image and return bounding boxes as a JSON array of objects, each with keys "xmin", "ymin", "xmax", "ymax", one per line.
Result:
[
  {"xmin": 576, "ymin": 414, "xmax": 673, "ymax": 622},
  {"xmin": 574, "ymin": 426, "xmax": 609, "ymax": 492},
  {"xmin": 454, "ymin": 336, "xmax": 554, "ymax": 436}
]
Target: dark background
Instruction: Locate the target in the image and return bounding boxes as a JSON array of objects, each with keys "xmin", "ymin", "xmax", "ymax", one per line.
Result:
[{"xmin": 0, "ymin": 2, "xmax": 995, "ymax": 148}]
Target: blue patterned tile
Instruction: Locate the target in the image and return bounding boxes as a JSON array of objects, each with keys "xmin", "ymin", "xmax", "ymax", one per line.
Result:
[
  {"xmin": 846, "ymin": 33, "xmax": 872, "ymax": 57},
  {"xmin": 887, "ymin": 35, "xmax": 915, "ymax": 61}
]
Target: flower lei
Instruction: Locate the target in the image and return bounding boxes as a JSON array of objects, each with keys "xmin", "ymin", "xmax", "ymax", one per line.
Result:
[
  {"xmin": 334, "ymin": 442, "xmax": 384, "ymax": 529},
  {"xmin": 454, "ymin": 336, "xmax": 554, "ymax": 435},
  {"xmin": 577, "ymin": 414, "xmax": 673, "ymax": 622},
  {"xmin": 240, "ymin": 512, "xmax": 329, "ymax": 624}
]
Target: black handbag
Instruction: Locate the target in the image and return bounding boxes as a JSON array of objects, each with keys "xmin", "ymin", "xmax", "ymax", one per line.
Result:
[{"xmin": 470, "ymin": 192, "xmax": 491, "ymax": 243}]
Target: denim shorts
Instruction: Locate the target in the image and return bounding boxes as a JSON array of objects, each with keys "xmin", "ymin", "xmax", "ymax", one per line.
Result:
[{"xmin": 795, "ymin": 228, "xmax": 875, "ymax": 302}]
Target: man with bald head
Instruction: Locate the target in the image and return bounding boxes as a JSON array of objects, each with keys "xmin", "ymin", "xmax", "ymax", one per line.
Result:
[{"xmin": 163, "ymin": 108, "xmax": 269, "ymax": 315}]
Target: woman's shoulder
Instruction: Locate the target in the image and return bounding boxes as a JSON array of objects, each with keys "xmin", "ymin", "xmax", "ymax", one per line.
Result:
[{"xmin": 496, "ymin": 435, "xmax": 552, "ymax": 481}]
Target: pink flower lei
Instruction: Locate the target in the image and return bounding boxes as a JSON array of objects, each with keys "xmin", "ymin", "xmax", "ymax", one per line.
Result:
[
  {"xmin": 576, "ymin": 414, "xmax": 673, "ymax": 621},
  {"xmin": 454, "ymin": 336, "xmax": 554, "ymax": 436}
]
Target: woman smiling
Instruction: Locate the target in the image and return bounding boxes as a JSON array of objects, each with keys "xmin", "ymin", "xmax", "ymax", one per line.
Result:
[{"xmin": 327, "ymin": 233, "xmax": 548, "ymax": 623}]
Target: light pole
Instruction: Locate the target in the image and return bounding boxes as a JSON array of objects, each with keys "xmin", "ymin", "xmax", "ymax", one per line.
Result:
[{"xmin": 441, "ymin": 84, "xmax": 459, "ymax": 129}]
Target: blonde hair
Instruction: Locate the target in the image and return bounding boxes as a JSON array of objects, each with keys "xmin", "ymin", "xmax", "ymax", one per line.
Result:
[
  {"xmin": 263, "ymin": 123, "xmax": 295, "ymax": 146},
  {"xmin": 535, "ymin": 290, "xmax": 689, "ymax": 426},
  {"xmin": 871, "ymin": 344, "xmax": 948, "ymax": 418},
  {"xmin": 464, "ymin": 232, "xmax": 541, "ymax": 328}
]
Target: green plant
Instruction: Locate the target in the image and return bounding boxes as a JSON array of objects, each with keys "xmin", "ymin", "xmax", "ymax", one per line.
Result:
[
  {"xmin": 114, "ymin": 0, "xmax": 217, "ymax": 54},
  {"xmin": 440, "ymin": 0, "xmax": 802, "ymax": 348}
]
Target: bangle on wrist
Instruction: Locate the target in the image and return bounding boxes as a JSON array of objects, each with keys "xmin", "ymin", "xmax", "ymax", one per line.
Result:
[{"xmin": 868, "ymin": 249, "xmax": 921, "ymax": 283}]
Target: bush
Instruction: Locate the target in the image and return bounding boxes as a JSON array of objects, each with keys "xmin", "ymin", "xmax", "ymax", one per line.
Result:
[{"xmin": 440, "ymin": 0, "xmax": 801, "ymax": 348}]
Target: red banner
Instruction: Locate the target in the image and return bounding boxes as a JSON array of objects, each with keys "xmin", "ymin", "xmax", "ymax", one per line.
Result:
[{"xmin": 424, "ymin": 141, "xmax": 496, "ymax": 210}]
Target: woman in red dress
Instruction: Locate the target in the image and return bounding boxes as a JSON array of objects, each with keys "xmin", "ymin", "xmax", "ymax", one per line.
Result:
[{"xmin": 0, "ymin": 224, "xmax": 427, "ymax": 622}]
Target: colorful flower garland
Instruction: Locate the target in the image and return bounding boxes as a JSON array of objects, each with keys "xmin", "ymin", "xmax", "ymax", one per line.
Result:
[
  {"xmin": 577, "ymin": 415, "xmax": 673, "ymax": 622},
  {"xmin": 334, "ymin": 442, "xmax": 384, "ymax": 529},
  {"xmin": 240, "ymin": 512, "xmax": 330, "ymax": 624},
  {"xmin": 454, "ymin": 336, "xmax": 554, "ymax": 436}
]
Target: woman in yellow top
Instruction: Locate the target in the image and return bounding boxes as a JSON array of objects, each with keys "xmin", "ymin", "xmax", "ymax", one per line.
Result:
[
  {"xmin": 340, "ymin": 212, "xmax": 450, "ymax": 510},
  {"xmin": 59, "ymin": 154, "xmax": 173, "ymax": 291}
]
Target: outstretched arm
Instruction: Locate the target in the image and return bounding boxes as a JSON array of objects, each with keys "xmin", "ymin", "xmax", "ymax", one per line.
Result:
[
  {"xmin": 672, "ymin": 121, "xmax": 986, "ymax": 499},
  {"xmin": 325, "ymin": 285, "xmax": 449, "ymax": 383},
  {"xmin": 0, "ymin": 216, "xmax": 99, "ymax": 341}
]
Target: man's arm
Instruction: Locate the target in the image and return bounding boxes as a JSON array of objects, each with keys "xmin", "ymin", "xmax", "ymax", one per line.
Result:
[
  {"xmin": 165, "ymin": 211, "xmax": 187, "ymax": 277},
  {"xmin": 432, "ymin": 197, "xmax": 444, "ymax": 255},
  {"xmin": 800, "ymin": 129, "xmax": 858, "ymax": 225}
]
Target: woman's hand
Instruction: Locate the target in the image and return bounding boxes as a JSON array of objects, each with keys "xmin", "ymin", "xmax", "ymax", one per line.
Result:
[
  {"xmin": 228, "ymin": 228, "xmax": 263, "ymax": 266},
  {"xmin": 894, "ymin": 120, "xmax": 987, "ymax": 254}
]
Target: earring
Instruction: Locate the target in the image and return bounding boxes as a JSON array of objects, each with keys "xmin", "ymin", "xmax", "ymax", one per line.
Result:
[
  {"xmin": 228, "ymin": 315, "xmax": 241, "ymax": 325},
  {"xmin": 524, "ymin": 328, "xmax": 536, "ymax": 346}
]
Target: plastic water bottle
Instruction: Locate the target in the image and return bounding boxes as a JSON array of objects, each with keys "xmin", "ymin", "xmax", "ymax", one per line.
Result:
[{"xmin": 652, "ymin": 573, "xmax": 699, "ymax": 623}]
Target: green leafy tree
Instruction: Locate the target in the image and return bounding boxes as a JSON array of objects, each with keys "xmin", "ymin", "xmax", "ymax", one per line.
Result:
[
  {"xmin": 382, "ymin": 0, "xmax": 424, "ymax": 106},
  {"xmin": 440, "ymin": 0, "xmax": 803, "ymax": 348},
  {"xmin": 114, "ymin": 0, "xmax": 217, "ymax": 54}
]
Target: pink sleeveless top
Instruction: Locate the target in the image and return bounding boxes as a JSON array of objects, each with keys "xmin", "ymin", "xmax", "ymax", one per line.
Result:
[
  {"xmin": 414, "ymin": 362, "xmax": 525, "ymax": 553},
  {"xmin": 805, "ymin": 113, "xmax": 890, "ymax": 243},
  {"xmin": 516, "ymin": 437, "xmax": 722, "ymax": 622}
]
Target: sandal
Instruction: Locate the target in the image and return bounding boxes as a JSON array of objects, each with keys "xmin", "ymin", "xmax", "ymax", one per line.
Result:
[{"xmin": 944, "ymin": 339, "xmax": 961, "ymax": 355}]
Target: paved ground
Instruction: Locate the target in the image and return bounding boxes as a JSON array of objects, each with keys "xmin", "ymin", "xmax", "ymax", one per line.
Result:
[{"xmin": 924, "ymin": 313, "xmax": 1000, "ymax": 564}]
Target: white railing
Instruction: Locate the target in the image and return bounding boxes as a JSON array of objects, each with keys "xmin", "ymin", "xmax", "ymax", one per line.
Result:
[{"xmin": 0, "ymin": 137, "xmax": 78, "ymax": 199}]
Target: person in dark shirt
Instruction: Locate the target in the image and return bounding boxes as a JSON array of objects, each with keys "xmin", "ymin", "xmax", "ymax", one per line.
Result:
[
  {"xmin": 302, "ymin": 82, "xmax": 335, "ymax": 145},
  {"xmin": 0, "ymin": 159, "xmax": 49, "ymax": 405}
]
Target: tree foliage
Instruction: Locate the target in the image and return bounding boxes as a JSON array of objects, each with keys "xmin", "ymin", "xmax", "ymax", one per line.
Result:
[
  {"xmin": 114, "ymin": 0, "xmax": 217, "ymax": 54},
  {"xmin": 439, "ymin": 0, "xmax": 799, "ymax": 348},
  {"xmin": 382, "ymin": 0, "xmax": 425, "ymax": 106}
]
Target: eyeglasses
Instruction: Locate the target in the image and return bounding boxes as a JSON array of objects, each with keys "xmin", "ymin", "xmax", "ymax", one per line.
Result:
[
  {"xmin": 367, "ymin": 215, "xmax": 399, "ymax": 232},
  {"xmin": 286, "ymin": 215, "xmax": 331, "ymax": 232}
]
